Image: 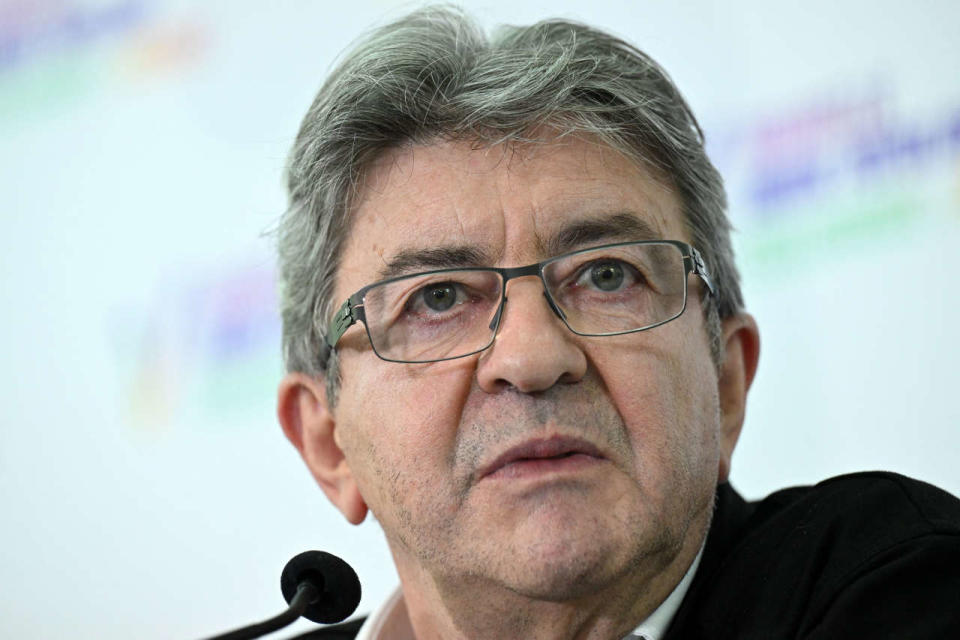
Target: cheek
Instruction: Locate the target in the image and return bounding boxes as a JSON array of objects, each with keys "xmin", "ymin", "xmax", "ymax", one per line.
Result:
[
  {"xmin": 595, "ymin": 324, "xmax": 721, "ymax": 485},
  {"xmin": 335, "ymin": 355, "xmax": 476, "ymax": 508}
]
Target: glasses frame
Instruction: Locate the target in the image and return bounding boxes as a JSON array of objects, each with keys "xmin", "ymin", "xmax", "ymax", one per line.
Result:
[{"xmin": 321, "ymin": 240, "xmax": 716, "ymax": 364}]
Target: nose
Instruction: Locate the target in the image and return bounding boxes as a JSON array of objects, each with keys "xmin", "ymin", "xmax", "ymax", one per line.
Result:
[{"xmin": 476, "ymin": 278, "xmax": 587, "ymax": 393}]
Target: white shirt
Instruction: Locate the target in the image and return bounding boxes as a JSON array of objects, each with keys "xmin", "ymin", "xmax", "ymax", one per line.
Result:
[{"xmin": 355, "ymin": 546, "xmax": 704, "ymax": 640}]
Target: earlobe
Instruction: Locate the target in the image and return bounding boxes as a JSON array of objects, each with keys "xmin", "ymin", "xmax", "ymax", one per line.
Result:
[
  {"xmin": 716, "ymin": 313, "xmax": 761, "ymax": 483},
  {"xmin": 277, "ymin": 373, "xmax": 369, "ymax": 524}
]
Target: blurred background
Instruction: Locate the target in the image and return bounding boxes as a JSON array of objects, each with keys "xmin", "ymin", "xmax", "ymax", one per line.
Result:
[{"xmin": 1, "ymin": 0, "xmax": 958, "ymax": 637}]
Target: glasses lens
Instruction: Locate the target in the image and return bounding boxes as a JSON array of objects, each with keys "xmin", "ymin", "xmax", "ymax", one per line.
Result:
[
  {"xmin": 361, "ymin": 270, "xmax": 503, "ymax": 362},
  {"xmin": 542, "ymin": 242, "xmax": 687, "ymax": 335}
]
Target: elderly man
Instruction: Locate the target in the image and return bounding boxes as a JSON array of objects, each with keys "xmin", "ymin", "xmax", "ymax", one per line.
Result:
[{"xmin": 275, "ymin": 7, "xmax": 960, "ymax": 639}]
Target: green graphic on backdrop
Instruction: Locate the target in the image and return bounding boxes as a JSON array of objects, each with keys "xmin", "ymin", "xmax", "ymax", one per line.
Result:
[{"xmin": 0, "ymin": 0, "xmax": 207, "ymax": 132}]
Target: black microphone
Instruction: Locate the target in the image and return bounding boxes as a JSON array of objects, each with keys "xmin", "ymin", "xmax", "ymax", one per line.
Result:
[{"xmin": 201, "ymin": 551, "xmax": 362, "ymax": 640}]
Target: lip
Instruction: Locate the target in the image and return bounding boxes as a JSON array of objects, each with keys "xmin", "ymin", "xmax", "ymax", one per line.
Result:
[{"xmin": 477, "ymin": 435, "xmax": 606, "ymax": 481}]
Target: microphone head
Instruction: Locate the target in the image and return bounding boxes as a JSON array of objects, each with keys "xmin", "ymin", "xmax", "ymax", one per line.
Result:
[{"xmin": 281, "ymin": 550, "xmax": 362, "ymax": 624}]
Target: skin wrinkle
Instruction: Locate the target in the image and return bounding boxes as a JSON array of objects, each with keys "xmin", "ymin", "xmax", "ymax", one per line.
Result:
[
  {"xmin": 273, "ymin": 12, "xmax": 763, "ymax": 636},
  {"xmin": 279, "ymin": 16, "xmax": 745, "ymax": 390},
  {"xmin": 310, "ymin": 136, "xmax": 738, "ymax": 639}
]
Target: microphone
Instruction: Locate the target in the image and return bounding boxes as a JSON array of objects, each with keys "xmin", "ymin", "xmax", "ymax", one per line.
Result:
[
  {"xmin": 281, "ymin": 550, "xmax": 362, "ymax": 624},
  {"xmin": 202, "ymin": 551, "xmax": 362, "ymax": 640}
]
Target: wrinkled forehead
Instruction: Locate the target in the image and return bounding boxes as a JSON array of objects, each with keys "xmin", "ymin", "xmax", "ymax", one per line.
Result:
[{"xmin": 335, "ymin": 136, "xmax": 687, "ymax": 297}]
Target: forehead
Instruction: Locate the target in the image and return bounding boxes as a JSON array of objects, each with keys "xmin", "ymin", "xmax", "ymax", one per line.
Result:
[{"xmin": 337, "ymin": 136, "xmax": 687, "ymax": 295}]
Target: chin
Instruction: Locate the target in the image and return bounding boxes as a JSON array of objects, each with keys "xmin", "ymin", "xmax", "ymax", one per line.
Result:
[
  {"xmin": 497, "ymin": 514, "xmax": 680, "ymax": 603},
  {"xmin": 510, "ymin": 555, "xmax": 623, "ymax": 601}
]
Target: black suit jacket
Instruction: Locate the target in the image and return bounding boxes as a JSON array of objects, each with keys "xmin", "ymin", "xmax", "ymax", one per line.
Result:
[
  {"xmin": 664, "ymin": 471, "xmax": 960, "ymax": 639},
  {"xmin": 295, "ymin": 472, "xmax": 960, "ymax": 639}
]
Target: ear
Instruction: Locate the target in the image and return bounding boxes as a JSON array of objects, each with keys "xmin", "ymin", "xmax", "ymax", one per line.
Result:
[
  {"xmin": 716, "ymin": 313, "xmax": 760, "ymax": 483},
  {"xmin": 277, "ymin": 373, "xmax": 368, "ymax": 524}
]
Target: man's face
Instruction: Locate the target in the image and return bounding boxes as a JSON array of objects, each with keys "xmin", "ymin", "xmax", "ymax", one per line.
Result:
[{"xmin": 319, "ymin": 136, "xmax": 736, "ymax": 598}]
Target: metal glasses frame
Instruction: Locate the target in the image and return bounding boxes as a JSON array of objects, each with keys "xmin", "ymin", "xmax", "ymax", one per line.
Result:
[{"xmin": 320, "ymin": 240, "xmax": 715, "ymax": 364}]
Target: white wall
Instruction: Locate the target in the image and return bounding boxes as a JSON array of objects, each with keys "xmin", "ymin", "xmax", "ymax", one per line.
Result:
[{"xmin": 1, "ymin": 1, "xmax": 958, "ymax": 637}]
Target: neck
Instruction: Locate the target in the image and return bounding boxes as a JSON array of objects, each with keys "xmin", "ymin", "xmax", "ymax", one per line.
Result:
[{"xmin": 389, "ymin": 511, "xmax": 709, "ymax": 640}]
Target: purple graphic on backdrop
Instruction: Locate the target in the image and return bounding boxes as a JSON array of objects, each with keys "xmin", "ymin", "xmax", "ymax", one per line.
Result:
[
  {"xmin": 0, "ymin": 0, "xmax": 147, "ymax": 72},
  {"xmin": 709, "ymin": 89, "xmax": 960, "ymax": 224}
]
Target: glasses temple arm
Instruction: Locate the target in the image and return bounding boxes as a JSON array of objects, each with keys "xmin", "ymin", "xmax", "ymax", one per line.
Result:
[
  {"xmin": 687, "ymin": 247, "xmax": 716, "ymax": 297},
  {"xmin": 320, "ymin": 298, "xmax": 359, "ymax": 363}
]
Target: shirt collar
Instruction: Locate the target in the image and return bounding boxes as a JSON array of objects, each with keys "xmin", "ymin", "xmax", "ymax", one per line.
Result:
[
  {"xmin": 627, "ymin": 543, "xmax": 704, "ymax": 639},
  {"xmin": 354, "ymin": 585, "xmax": 413, "ymax": 640},
  {"xmin": 355, "ymin": 545, "xmax": 704, "ymax": 640}
]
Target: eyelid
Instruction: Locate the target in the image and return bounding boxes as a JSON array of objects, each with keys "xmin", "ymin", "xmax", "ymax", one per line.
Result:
[
  {"xmin": 550, "ymin": 252, "xmax": 635, "ymax": 279},
  {"xmin": 408, "ymin": 280, "xmax": 461, "ymax": 302},
  {"xmin": 403, "ymin": 275, "xmax": 499, "ymax": 312},
  {"xmin": 575, "ymin": 258, "xmax": 640, "ymax": 282}
]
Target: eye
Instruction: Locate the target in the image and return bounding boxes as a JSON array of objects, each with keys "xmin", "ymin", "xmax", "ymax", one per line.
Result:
[
  {"xmin": 588, "ymin": 261, "xmax": 625, "ymax": 291},
  {"xmin": 422, "ymin": 283, "xmax": 458, "ymax": 311}
]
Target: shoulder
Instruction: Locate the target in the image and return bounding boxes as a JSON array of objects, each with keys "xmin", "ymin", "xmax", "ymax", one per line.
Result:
[
  {"xmin": 761, "ymin": 470, "xmax": 960, "ymax": 527},
  {"xmin": 746, "ymin": 471, "xmax": 960, "ymax": 551},
  {"xmin": 668, "ymin": 472, "xmax": 960, "ymax": 639},
  {"xmin": 717, "ymin": 471, "xmax": 960, "ymax": 574}
]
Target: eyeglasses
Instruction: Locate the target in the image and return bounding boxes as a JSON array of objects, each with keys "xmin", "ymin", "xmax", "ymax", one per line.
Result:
[{"xmin": 322, "ymin": 240, "xmax": 715, "ymax": 364}]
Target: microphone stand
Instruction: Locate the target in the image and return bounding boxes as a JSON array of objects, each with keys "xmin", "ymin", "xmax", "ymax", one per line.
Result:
[
  {"xmin": 203, "ymin": 582, "xmax": 318, "ymax": 640},
  {"xmin": 198, "ymin": 550, "xmax": 360, "ymax": 640}
]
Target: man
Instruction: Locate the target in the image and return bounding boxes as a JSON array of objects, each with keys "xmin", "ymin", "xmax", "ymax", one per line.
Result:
[{"xmin": 275, "ymin": 7, "xmax": 960, "ymax": 639}]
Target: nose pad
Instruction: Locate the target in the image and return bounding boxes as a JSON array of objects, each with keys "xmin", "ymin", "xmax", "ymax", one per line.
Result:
[
  {"xmin": 488, "ymin": 291, "xmax": 567, "ymax": 333},
  {"xmin": 488, "ymin": 297, "xmax": 506, "ymax": 332},
  {"xmin": 543, "ymin": 291, "xmax": 567, "ymax": 322},
  {"xmin": 476, "ymin": 283, "xmax": 587, "ymax": 393}
]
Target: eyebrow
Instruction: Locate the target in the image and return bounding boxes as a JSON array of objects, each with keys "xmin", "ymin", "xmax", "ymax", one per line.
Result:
[
  {"xmin": 377, "ymin": 245, "xmax": 492, "ymax": 280},
  {"xmin": 376, "ymin": 212, "xmax": 662, "ymax": 279},
  {"xmin": 544, "ymin": 212, "xmax": 663, "ymax": 257}
]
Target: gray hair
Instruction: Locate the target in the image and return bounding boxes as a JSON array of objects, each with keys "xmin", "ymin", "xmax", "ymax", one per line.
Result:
[{"xmin": 278, "ymin": 5, "xmax": 743, "ymax": 402}]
